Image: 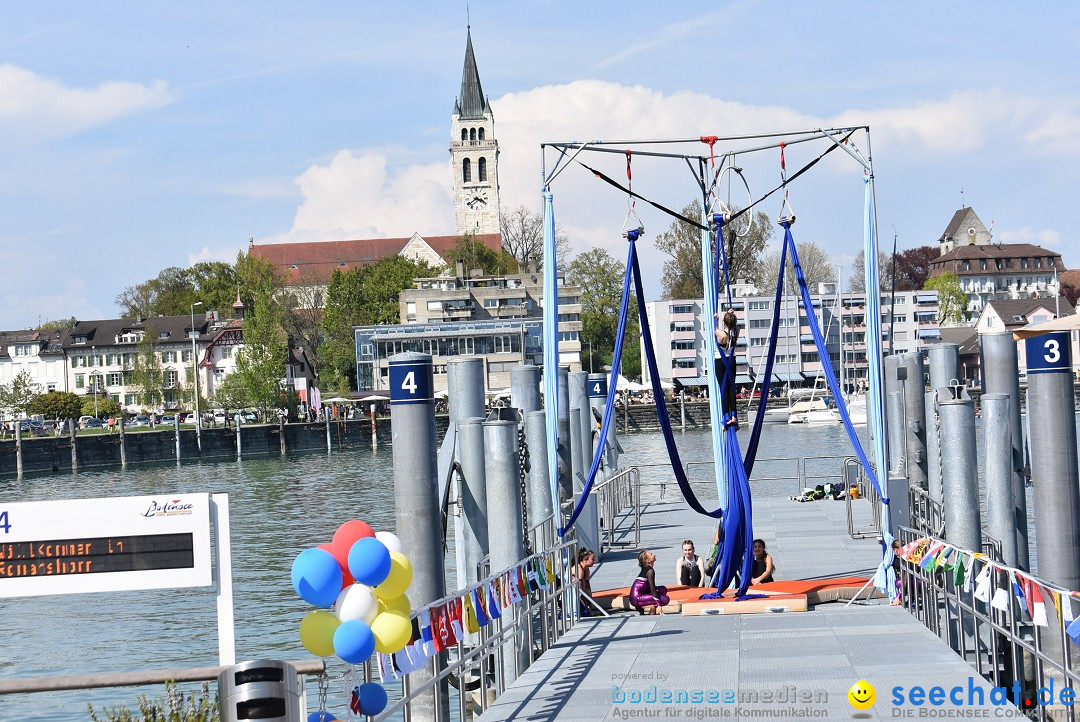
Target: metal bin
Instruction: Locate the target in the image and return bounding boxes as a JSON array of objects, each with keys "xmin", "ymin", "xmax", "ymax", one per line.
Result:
[{"xmin": 218, "ymin": 660, "xmax": 301, "ymax": 722}]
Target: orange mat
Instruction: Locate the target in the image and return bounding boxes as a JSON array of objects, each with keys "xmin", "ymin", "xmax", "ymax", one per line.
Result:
[{"xmin": 592, "ymin": 577, "xmax": 875, "ymax": 613}]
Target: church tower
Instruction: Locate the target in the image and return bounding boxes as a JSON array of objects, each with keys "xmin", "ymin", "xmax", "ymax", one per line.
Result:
[{"xmin": 451, "ymin": 27, "xmax": 500, "ymax": 237}]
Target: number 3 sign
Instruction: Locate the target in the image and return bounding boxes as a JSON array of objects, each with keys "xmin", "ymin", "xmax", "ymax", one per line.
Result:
[{"xmin": 1024, "ymin": 331, "xmax": 1072, "ymax": 375}]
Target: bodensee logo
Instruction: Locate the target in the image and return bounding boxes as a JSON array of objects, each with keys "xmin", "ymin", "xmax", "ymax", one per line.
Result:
[{"xmin": 142, "ymin": 499, "xmax": 193, "ymax": 517}]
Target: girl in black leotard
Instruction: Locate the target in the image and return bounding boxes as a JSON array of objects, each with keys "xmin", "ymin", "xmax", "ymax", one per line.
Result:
[
  {"xmin": 751, "ymin": 539, "xmax": 776, "ymax": 585},
  {"xmin": 674, "ymin": 539, "xmax": 706, "ymax": 587},
  {"xmin": 714, "ymin": 310, "xmax": 740, "ymax": 429}
]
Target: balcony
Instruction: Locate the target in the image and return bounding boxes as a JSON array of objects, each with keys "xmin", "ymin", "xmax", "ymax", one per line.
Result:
[
  {"xmin": 670, "ymin": 312, "xmax": 696, "ymax": 323},
  {"xmin": 490, "ymin": 303, "xmax": 527, "ymax": 318},
  {"xmin": 671, "ymin": 329, "xmax": 697, "ymax": 341},
  {"xmin": 671, "ymin": 347, "xmax": 697, "ymax": 359}
]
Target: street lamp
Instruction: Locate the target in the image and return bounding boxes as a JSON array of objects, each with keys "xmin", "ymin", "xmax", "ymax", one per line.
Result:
[
  {"xmin": 191, "ymin": 301, "xmax": 204, "ymax": 452},
  {"xmin": 89, "ymin": 370, "xmax": 102, "ymax": 418}
]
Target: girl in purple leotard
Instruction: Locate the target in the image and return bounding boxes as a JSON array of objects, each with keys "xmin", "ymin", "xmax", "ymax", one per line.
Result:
[{"xmin": 629, "ymin": 550, "xmax": 670, "ymax": 614}]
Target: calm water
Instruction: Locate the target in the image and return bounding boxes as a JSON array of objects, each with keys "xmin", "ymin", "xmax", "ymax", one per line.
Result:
[{"xmin": 0, "ymin": 417, "xmax": 1063, "ymax": 720}]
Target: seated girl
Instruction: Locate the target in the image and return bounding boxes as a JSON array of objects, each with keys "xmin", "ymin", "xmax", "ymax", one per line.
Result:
[{"xmin": 629, "ymin": 550, "xmax": 670, "ymax": 614}]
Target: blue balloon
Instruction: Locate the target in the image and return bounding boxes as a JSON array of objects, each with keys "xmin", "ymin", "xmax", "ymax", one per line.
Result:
[
  {"xmin": 291, "ymin": 548, "xmax": 343, "ymax": 608},
  {"xmin": 333, "ymin": 619, "xmax": 376, "ymax": 664},
  {"xmin": 348, "ymin": 537, "xmax": 391, "ymax": 587},
  {"xmin": 358, "ymin": 682, "xmax": 389, "ymax": 716},
  {"xmin": 308, "ymin": 712, "xmax": 337, "ymax": 722}
]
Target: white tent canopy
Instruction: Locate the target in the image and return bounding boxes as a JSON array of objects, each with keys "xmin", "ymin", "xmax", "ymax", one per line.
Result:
[{"xmin": 616, "ymin": 375, "xmax": 648, "ymax": 392}]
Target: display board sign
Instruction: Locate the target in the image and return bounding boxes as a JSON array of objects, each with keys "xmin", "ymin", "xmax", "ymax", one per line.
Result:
[
  {"xmin": 0, "ymin": 493, "xmax": 214, "ymax": 598},
  {"xmin": 389, "ymin": 358, "xmax": 434, "ymax": 405},
  {"xmin": 1025, "ymin": 331, "xmax": 1073, "ymax": 375}
]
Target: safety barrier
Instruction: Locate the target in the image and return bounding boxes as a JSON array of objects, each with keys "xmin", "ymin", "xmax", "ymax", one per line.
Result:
[
  {"xmin": 592, "ymin": 466, "xmax": 641, "ymax": 553},
  {"xmin": 896, "ymin": 527, "xmax": 1077, "ymax": 721}
]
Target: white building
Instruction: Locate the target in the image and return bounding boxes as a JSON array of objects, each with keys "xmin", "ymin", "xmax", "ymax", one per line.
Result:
[{"xmin": 0, "ymin": 329, "xmax": 69, "ymax": 394}]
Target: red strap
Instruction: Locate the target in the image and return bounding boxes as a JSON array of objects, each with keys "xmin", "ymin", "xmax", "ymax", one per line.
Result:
[{"xmin": 700, "ymin": 135, "xmax": 718, "ymax": 167}]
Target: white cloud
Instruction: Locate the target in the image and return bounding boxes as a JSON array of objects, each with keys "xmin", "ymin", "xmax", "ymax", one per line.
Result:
[
  {"xmin": 266, "ymin": 149, "xmax": 454, "ymax": 243},
  {"xmin": 997, "ymin": 227, "xmax": 1062, "ymax": 247},
  {"xmin": 188, "ymin": 245, "xmax": 244, "ymax": 265},
  {"xmin": 0, "ymin": 64, "xmax": 174, "ymax": 145}
]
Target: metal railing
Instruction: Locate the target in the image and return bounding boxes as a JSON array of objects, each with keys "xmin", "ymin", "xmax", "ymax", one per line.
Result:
[
  {"xmin": 909, "ymin": 484, "xmax": 946, "ymax": 537},
  {"xmin": 844, "ymin": 457, "xmax": 882, "ymax": 539},
  {"xmin": 592, "ymin": 466, "xmax": 640, "ymax": 553},
  {"xmin": 896, "ymin": 527, "xmax": 1078, "ymax": 721},
  {"xmin": 377, "ymin": 537, "xmax": 582, "ymax": 722}
]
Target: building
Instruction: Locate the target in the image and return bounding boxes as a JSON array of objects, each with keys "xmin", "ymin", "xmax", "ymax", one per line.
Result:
[
  {"xmin": 248, "ymin": 27, "xmax": 505, "ymax": 306},
  {"xmin": 354, "ymin": 319, "xmax": 545, "ymax": 394},
  {"xmin": 640, "ymin": 288, "xmax": 940, "ymax": 392},
  {"xmin": 929, "ymin": 207, "xmax": 1064, "ymax": 321},
  {"xmin": 972, "ymin": 296, "xmax": 1078, "ymax": 381},
  {"xmin": 0, "ymin": 329, "xmax": 69, "ymax": 395}
]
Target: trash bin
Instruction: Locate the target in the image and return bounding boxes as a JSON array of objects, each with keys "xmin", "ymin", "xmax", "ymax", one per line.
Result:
[{"xmin": 218, "ymin": 660, "xmax": 302, "ymax": 722}]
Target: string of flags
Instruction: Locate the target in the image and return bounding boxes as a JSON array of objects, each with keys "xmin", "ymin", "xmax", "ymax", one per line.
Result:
[
  {"xmin": 899, "ymin": 536, "xmax": 1077, "ymax": 640},
  {"xmin": 377, "ymin": 556, "xmax": 557, "ymax": 682}
]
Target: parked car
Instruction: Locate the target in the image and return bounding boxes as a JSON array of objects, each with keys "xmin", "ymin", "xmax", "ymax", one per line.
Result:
[
  {"xmin": 160, "ymin": 414, "xmax": 176, "ymax": 424},
  {"xmin": 82, "ymin": 418, "xmax": 104, "ymax": 429},
  {"xmin": 78, "ymin": 415, "xmax": 96, "ymax": 429},
  {"xmin": 238, "ymin": 410, "xmax": 258, "ymax": 424},
  {"xmin": 130, "ymin": 415, "xmax": 152, "ymax": 427}
]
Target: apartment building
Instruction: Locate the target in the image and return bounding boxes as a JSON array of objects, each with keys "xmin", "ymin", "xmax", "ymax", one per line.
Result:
[{"xmin": 0, "ymin": 329, "xmax": 69, "ymax": 393}]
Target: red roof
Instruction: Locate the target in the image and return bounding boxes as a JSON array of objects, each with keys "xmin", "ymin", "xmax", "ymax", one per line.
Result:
[{"xmin": 250, "ymin": 234, "xmax": 502, "ymax": 284}]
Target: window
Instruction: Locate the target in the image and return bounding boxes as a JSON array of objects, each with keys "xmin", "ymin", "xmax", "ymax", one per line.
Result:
[
  {"xmin": 671, "ymin": 340, "xmax": 695, "ymax": 350},
  {"xmin": 159, "ymin": 331, "xmax": 169, "ymax": 340},
  {"xmin": 749, "ymin": 319, "xmax": 771, "ymax": 329},
  {"xmin": 162, "ymin": 351, "xmax": 177, "ymax": 363},
  {"xmin": 801, "ymin": 352, "xmax": 819, "ymax": 363},
  {"xmin": 74, "ymin": 335, "xmax": 87, "ymax": 345},
  {"xmin": 119, "ymin": 332, "xmax": 138, "ymax": 344},
  {"xmin": 427, "ymin": 301, "xmax": 443, "ymax": 311},
  {"xmin": 108, "ymin": 372, "xmax": 123, "ymax": 387},
  {"xmin": 484, "ymin": 298, "xmax": 498, "ymax": 308},
  {"xmin": 406, "ymin": 301, "xmax": 416, "ymax": 315},
  {"xmin": 470, "ymin": 128, "xmax": 476, "ymax": 141},
  {"xmin": 980, "ymin": 260, "xmax": 987, "ymax": 270},
  {"xmin": 47, "ymin": 383, "xmax": 56, "ymax": 392},
  {"xmin": 669, "ymin": 304, "xmax": 694, "ymax": 314},
  {"xmin": 182, "ymin": 350, "xmax": 193, "ymax": 362},
  {"xmin": 166, "ymin": 370, "xmax": 178, "ymax": 386},
  {"xmin": 125, "ymin": 394, "xmax": 137, "ymax": 406},
  {"xmin": 478, "ymin": 157, "xmax": 487, "ymax": 182},
  {"xmin": 478, "ymin": 127, "xmax": 485, "ymax": 141},
  {"xmin": 673, "ymin": 359, "xmax": 696, "ymax": 369},
  {"xmin": 15, "ymin": 344, "xmax": 33, "ymax": 357},
  {"xmin": 671, "ymin": 321, "xmax": 695, "ymax": 333},
  {"xmin": 222, "ymin": 347, "xmax": 232, "ymax": 359},
  {"xmin": 962, "ymin": 261, "xmax": 970, "ymax": 271},
  {"xmin": 462, "ymin": 158, "xmax": 471, "ymax": 182},
  {"xmin": 75, "ymin": 374, "xmax": 84, "ymax": 389},
  {"xmin": 558, "ymin": 331, "xmax": 578, "ymax": 342},
  {"xmin": 749, "ymin": 337, "xmax": 767, "ymax": 347},
  {"xmin": 748, "ymin": 301, "xmax": 770, "ymax": 311},
  {"xmin": 461, "ymin": 128, "xmax": 468, "ymax": 141}
]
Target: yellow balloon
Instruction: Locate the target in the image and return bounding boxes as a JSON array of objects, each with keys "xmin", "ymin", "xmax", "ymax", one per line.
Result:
[
  {"xmin": 379, "ymin": 593, "xmax": 411, "ymax": 615},
  {"xmin": 299, "ymin": 610, "xmax": 340, "ymax": 657},
  {"xmin": 370, "ymin": 610, "xmax": 412, "ymax": 654},
  {"xmin": 375, "ymin": 553, "xmax": 413, "ymax": 600}
]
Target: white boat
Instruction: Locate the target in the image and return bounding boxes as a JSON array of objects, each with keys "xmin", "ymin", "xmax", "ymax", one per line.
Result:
[
  {"xmin": 787, "ymin": 398, "xmax": 836, "ymax": 424},
  {"xmin": 801, "ymin": 408, "xmax": 842, "ymax": 425},
  {"xmin": 748, "ymin": 406, "xmax": 790, "ymax": 425}
]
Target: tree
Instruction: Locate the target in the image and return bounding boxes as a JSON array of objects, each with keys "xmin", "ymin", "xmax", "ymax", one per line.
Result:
[
  {"xmin": 27, "ymin": 391, "xmax": 83, "ymax": 421},
  {"xmin": 894, "ymin": 245, "xmax": 939, "ymax": 291},
  {"xmin": 499, "ymin": 205, "xmax": 571, "ymax": 272},
  {"xmin": 81, "ymin": 394, "xmax": 122, "ymax": 418},
  {"xmin": 1061, "ymin": 279, "xmax": 1080, "ymax": 307},
  {"xmin": 39, "ymin": 317, "xmax": 77, "ymax": 331},
  {"xmin": 446, "ymin": 234, "xmax": 516, "ymax": 275},
  {"xmin": 129, "ymin": 326, "xmax": 167, "ymax": 410},
  {"xmin": 759, "ymin": 241, "xmax": 837, "ymax": 294},
  {"xmin": 848, "ymin": 249, "xmax": 892, "ymax": 293},
  {"xmin": 213, "ymin": 371, "xmax": 251, "ymax": 418},
  {"xmin": 232, "ymin": 289, "xmax": 288, "ymax": 418},
  {"xmin": 0, "ymin": 370, "xmax": 41, "ymax": 419},
  {"xmin": 566, "ymin": 248, "xmax": 633, "ymax": 376},
  {"xmin": 115, "ymin": 262, "xmax": 240, "ymax": 318},
  {"xmin": 924, "ymin": 272, "xmax": 967, "ymax": 325},
  {"xmin": 655, "ymin": 200, "xmax": 771, "ymax": 300},
  {"xmin": 281, "ymin": 270, "xmax": 326, "ymax": 382}
]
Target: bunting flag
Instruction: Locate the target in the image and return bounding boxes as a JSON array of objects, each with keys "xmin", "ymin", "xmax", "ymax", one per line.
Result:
[
  {"xmin": 900, "ymin": 537, "xmax": 930, "ymax": 561},
  {"xmin": 1011, "ymin": 573, "xmax": 1028, "ymax": 614},
  {"xmin": 991, "ymin": 587, "xmax": 1012, "ymax": 615},
  {"xmin": 517, "ymin": 566, "xmax": 529, "ymax": 598},
  {"xmin": 449, "ymin": 597, "xmax": 464, "ymax": 640},
  {"xmin": 526, "ymin": 562, "xmax": 540, "ymax": 593},
  {"xmin": 1064, "ymin": 593, "xmax": 1075, "ymax": 624},
  {"xmin": 1031, "ymin": 583, "xmax": 1049, "ymax": 627},
  {"xmin": 432, "ymin": 602, "xmax": 458, "ymax": 651},
  {"xmin": 419, "ymin": 609, "xmax": 436, "ymax": 657},
  {"xmin": 1068, "ymin": 615, "xmax": 1080, "ymax": 644},
  {"xmin": 487, "ymin": 580, "xmax": 502, "ymax": 621},
  {"xmin": 920, "ymin": 542, "xmax": 945, "ymax": 569},
  {"xmin": 507, "ymin": 571, "xmax": 523, "ymax": 604},
  {"xmin": 377, "ymin": 653, "xmax": 400, "ymax": 682},
  {"xmin": 937, "ymin": 546, "xmax": 953, "ymax": 569},
  {"xmin": 963, "ymin": 555, "xmax": 976, "ymax": 593},
  {"xmin": 953, "ymin": 556, "xmax": 966, "ymax": 587},
  {"xmin": 463, "ymin": 592, "xmax": 480, "ymax": 635},
  {"xmin": 973, "ymin": 563, "xmax": 993, "ymax": 603},
  {"xmin": 546, "ymin": 558, "xmax": 556, "ymax": 586},
  {"xmin": 1020, "ymin": 575, "xmax": 1035, "ymax": 617},
  {"xmin": 535, "ymin": 558, "xmax": 549, "ymax": 590},
  {"xmin": 473, "ymin": 587, "xmax": 489, "ymax": 628}
]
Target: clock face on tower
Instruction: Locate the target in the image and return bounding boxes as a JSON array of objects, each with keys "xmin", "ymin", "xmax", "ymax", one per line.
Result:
[{"xmin": 467, "ymin": 190, "xmax": 487, "ymax": 210}]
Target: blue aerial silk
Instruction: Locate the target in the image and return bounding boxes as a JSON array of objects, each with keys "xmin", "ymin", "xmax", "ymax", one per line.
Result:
[{"xmin": 542, "ymin": 191, "xmax": 561, "ymax": 524}]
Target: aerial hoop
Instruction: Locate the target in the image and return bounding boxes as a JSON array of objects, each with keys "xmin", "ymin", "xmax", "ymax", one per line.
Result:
[{"xmin": 709, "ymin": 159, "xmax": 755, "ymax": 239}]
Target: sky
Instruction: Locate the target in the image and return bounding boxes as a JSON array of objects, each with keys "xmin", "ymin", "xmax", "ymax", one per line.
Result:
[{"xmin": 1, "ymin": 2, "xmax": 1078, "ymax": 330}]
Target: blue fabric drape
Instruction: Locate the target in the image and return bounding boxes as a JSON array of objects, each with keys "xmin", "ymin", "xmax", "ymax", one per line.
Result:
[{"xmin": 542, "ymin": 191, "xmax": 561, "ymax": 524}]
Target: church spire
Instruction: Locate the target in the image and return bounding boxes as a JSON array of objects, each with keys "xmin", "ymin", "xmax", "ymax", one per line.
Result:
[{"xmin": 454, "ymin": 26, "xmax": 488, "ymax": 120}]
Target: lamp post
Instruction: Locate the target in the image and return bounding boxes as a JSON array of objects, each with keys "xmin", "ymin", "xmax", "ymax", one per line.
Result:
[
  {"xmin": 89, "ymin": 370, "xmax": 101, "ymax": 418},
  {"xmin": 191, "ymin": 301, "xmax": 204, "ymax": 452}
]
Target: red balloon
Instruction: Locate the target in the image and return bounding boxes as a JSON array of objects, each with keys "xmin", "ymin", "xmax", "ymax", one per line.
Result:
[
  {"xmin": 318, "ymin": 542, "xmax": 354, "ymax": 589},
  {"xmin": 333, "ymin": 520, "xmax": 375, "ymax": 550}
]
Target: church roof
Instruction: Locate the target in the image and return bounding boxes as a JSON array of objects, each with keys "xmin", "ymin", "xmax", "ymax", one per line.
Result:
[
  {"xmin": 251, "ymin": 234, "xmax": 502, "ymax": 285},
  {"xmin": 939, "ymin": 207, "xmax": 976, "ymax": 242},
  {"xmin": 454, "ymin": 27, "xmax": 489, "ymax": 119}
]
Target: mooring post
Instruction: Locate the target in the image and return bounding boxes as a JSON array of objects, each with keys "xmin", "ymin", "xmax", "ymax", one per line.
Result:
[
  {"xmin": 927, "ymin": 342, "xmax": 960, "ymax": 390},
  {"xmin": 1025, "ymin": 332, "xmax": 1080, "ymax": 590},
  {"xmin": 235, "ymin": 412, "xmax": 242, "ymax": 458},
  {"xmin": 69, "ymin": 419, "xmax": 78, "ymax": 473},
  {"xmin": 938, "ymin": 394, "xmax": 982, "ymax": 552},
  {"xmin": 484, "ymin": 418, "xmax": 529, "ymax": 683},
  {"xmin": 14, "ymin": 421, "xmax": 23, "ymax": 478},
  {"xmin": 982, "ymin": 393, "xmax": 1018, "ymax": 567},
  {"xmin": 457, "ymin": 417, "xmax": 488, "ymax": 591},
  {"xmin": 924, "ymin": 390, "xmax": 943, "ymax": 505},
  {"xmin": 887, "ymin": 390, "xmax": 905, "ymax": 478},
  {"xmin": 525, "ymin": 410, "xmax": 554, "ymax": 549},
  {"xmin": 447, "ymin": 357, "xmax": 485, "ymax": 423},
  {"xmin": 278, "ymin": 415, "xmax": 286, "ymax": 457},
  {"xmin": 898, "ymin": 352, "xmax": 928, "ymax": 491},
  {"xmin": 174, "ymin": 415, "xmax": 181, "ymax": 463},
  {"xmin": 510, "ymin": 364, "xmax": 541, "ymax": 416},
  {"xmin": 324, "ymin": 412, "xmax": 331, "ymax": 455},
  {"xmin": 980, "ymin": 331, "xmax": 1030, "ymax": 570},
  {"xmin": 119, "ymin": 417, "xmax": 127, "ymax": 468},
  {"xmin": 388, "ymin": 352, "xmax": 446, "ymax": 722},
  {"xmin": 556, "ymin": 365, "xmax": 573, "ymax": 507}
]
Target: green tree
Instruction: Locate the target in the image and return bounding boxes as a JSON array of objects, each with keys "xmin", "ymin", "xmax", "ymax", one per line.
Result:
[
  {"xmin": 0, "ymin": 370, "xmax": 41, "ymax": 419},
  {"xmin": 39, "ymin": 317, "xmax": 77, "ymax": 331},
  {"xmin": 212, "ymin": 372, "xmax": 250, "ymax": 418},
  {"xmin": 232, "ymin": 289, "xmax": 287, "ymax": 418},
  {"xmin": 129, "ymin": 326, "xmax": 167, "ymax": 410},
  {"xmin": 82, "ymin": 394, "xmax": 122, "ymax": 418},
  {"xmin": 446, "ymin": 234, "xmax": 516, "ymax": 275},
  {"xmin": 115, "ymin": 262, "xmax": 240, "ymax": 318},
  {"xmin": 759, "ymin": 240, "xmax": 837, "ymax": 293},
  {"xmin": 281, "ymin": 270, "xmax": 325, "ymax": 382},
  {"xmin": 27, "ymin": 391, "xmax": 83, "ymax": 420},
  {"xmin": 924, "ymin": 272, "xmax": 968, "ymax": 325},
  {"xmin": 499, "ymin": 204, "xmax": 571, "ymax": 272},
  {"xmin": 655, "ymin": 200, "xmax": 772, "ymax": 299},
  {"xmin": 566, "ymin": 248, "xmax": 634, "ymax": 376}
]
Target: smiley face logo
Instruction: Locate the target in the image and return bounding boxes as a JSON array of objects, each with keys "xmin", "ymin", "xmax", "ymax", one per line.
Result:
[{"xmin": 847, "ymin": 680, "xmax": 876, "ymax": 710}]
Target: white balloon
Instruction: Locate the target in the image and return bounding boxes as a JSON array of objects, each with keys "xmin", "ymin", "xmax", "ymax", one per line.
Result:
[
  {"xmin": 335, "ymin": 583, "xmax": 378, "ymax": 624},
  {"xmin": 375, "ymin": 531, "xmax": 404, "ymax": 556}
]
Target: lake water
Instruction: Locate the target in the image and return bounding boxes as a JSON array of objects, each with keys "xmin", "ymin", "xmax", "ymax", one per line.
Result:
[{"xmin": 0, "ymin": 417, "xmax": 1062, "ymax": 720}]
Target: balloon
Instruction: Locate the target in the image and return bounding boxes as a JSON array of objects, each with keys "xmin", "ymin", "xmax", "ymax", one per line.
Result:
[
  {"xmin": 333, "ymin": 619, "xmax": 376, "ymax": 664},
  {"xmin": 299, "ymin": 610, "xmax": 339, "ymax": 657},
  {"xmin": 335, "ymin": 584, "xmax": 379, "ymax": 624},
  {"xmin": 333, "ymin": 519, "xmax": 375, "ymax": 551},
  {"xmin": 291, "ymin": 548, "xmax": 343, "ymax": 607},
  {"xmin": 357, "ymin": 682, "xmax": 388, "ymax": 716},
  {"xmin": 308, "ymin": 711, "xmax": 337, "ymax": 722},
  {"xmin": 374, "ymin": 552, "xmax": 413, "ymax": 600},
  {"xmin": 370, "ymin": 610, "xmax": 412, "ymax": 654},
  {"xmin": 318, "ymin": 543, "xmax": 354, "ymax": 590},
  {"xmin": 348, "ymin": 537, "xmax": 391, "ymax": 587},
  {"xmin": 378, "ymin": 593, "xmax": 411, "ymax": 616},
  {"xmin": 374, "ymin": 531, "xmax": 403, "ymax": 556}
]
